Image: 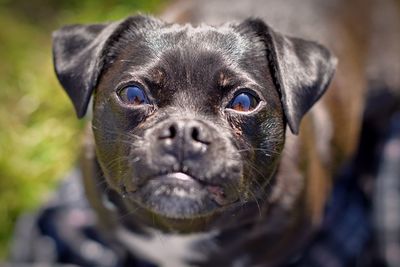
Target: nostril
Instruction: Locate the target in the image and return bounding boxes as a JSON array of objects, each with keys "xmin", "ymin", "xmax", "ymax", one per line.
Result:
[
  {"xmin": 169, "ymin": 125, "xmax": 176, "ymax": 139},
  {"xmin": 191, "ymin": 127, "xmax": 200, "ymax": 142},
  {"xmin": 190, "ymin": 126, "xmax": 210, "ymax": 145},
  {"xmin": 159, "ymin": 123, "xmax": 177, "ymax": 139}
]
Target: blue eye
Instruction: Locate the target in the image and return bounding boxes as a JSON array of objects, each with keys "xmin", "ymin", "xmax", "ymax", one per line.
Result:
[
  {"xmin": 118, "ymin": 85, "xmax": 149, "ymax": 105},
  {"xmin": 228, "ymin": 92, "xmax": 259, "ymax": 112}
]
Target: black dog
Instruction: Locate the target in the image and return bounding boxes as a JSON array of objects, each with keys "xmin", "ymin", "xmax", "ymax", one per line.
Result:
[{"xmin": 50, "ymin": 14, "xmax": 337, "ymax": 266}]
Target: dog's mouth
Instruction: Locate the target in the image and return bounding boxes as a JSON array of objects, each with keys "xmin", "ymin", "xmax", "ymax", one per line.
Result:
[{"xmin": 124, "ymin": 172, "xmax": 239, "ymax": 219}]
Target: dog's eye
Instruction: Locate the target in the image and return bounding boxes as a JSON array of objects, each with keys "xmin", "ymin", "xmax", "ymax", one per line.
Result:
[
  {"xmin": 118, "ymin": 85, "xmax": 149, "ymax": 105},
  {"xmin": 228, "ymin": 92, "xmax": 259, "ymax": 112}
]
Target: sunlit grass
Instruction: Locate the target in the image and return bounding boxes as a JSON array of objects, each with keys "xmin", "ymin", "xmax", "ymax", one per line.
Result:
[{"xmin": 0, "ymin": 0, "xmax": 166, "ymax": 258}]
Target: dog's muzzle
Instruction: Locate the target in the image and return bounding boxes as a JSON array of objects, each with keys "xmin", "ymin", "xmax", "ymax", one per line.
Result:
[{"xmin": 124, "ymin": 118, "xmax": 243, "ymax": 219}]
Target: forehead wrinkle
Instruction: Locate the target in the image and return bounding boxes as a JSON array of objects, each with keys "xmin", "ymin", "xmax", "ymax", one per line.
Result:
[
  {"xmin": 153, "ymin": 45, "xmax": 264, "ymax": 100},
  {"xmin": 142, "ymin": 23, "xmax": 255, "ymax": 66},
  {"xmin": 112, "ymin": 19, "xmax": 267, "ymax": 74},
  {"xmin": 115, "ymin": 22, "xmax": 266, "ymax": 84},
  {"xmin": 125, "ymin": 61, "xmax": 160, "ymax": 80}
]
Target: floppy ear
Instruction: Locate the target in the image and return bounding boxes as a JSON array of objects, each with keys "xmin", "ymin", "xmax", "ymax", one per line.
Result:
[
  {"xmin": 240, "ymin": 19, "xmax": 337, "ymax": 134},
  {"xmin": 52, "ymin": 15, "xmax": 160, "ymax": 118}
]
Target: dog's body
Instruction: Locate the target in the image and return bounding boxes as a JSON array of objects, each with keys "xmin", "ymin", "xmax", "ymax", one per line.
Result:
[{"xmin": 11, "ymin": 0, "xmax": 400, "ymax": 266}]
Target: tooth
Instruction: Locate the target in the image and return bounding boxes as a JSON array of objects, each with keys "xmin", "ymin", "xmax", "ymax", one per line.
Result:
[{"xmin": 174, "ymin": 173, "xmax": 191, "ymax": 181}]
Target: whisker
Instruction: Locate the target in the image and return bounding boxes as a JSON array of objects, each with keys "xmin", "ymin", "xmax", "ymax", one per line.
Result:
[
  {"xmin": 247, "ymin": 189, "xmax": 262, "ymax": 217},
  {"xmin": 94, "ymin": 138, "xmax": 143, "ymax": 147},
  {"xmin": 242, "ymin": 161, "xmax": 273, "ymax": 201},
  {"xmin": 103, "ymin": 155, "xmax": 133, "ymax": 171},
  {"xmin": 95, "ymin": 179, "xmax": 108, "ymax": 187},
  {"xmin": 237, "ymin": 147, "xmax": 280, "ymax": 156},
  {"xmin": 91, "ymin": 125, "xmax": 143, "ymax": 141},
  {"xmin": 117, "ymin": 206, "xmax": 140, "ymax": 220}
]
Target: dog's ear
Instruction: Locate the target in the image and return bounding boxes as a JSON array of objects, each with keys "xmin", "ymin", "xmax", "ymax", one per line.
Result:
[
  {"xmin": 52, "ymin": 15, "xmax": 160, "ymax": 118},
  {"xmin": 238, "ymin": 19, "xmax": 337, "ymax": 134}
]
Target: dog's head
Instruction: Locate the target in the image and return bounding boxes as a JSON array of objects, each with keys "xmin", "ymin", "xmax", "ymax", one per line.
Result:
[{"xmin": 53, "ymin": 15, "xmax": 336, "ymax": 231}]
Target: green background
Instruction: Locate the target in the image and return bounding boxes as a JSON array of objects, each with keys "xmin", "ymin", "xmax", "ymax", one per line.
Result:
[{"xmin": 0, "ymin": 0, "xmax": 166, "ymax": 258}]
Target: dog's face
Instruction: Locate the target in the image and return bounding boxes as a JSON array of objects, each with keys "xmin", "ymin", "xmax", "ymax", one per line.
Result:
[
  {"xmin": 53, "ymin": 16, "xmax": 336, "ymax": 231},
  {"xmin": 92, "ymin": 20, "xmax": 286, "ymax": 223}
]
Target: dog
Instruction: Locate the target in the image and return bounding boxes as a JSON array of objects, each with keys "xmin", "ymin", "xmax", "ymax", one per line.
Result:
[
  {"xmin": 52, "ymin": 13, "xmax": 337, "ymax": 266},
  {"xmin": 18, "ymin": 0, "xmax": 397, "ymax": 266}
]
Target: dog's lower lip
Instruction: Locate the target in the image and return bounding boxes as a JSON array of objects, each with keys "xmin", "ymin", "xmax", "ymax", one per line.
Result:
[
  {"xmin": 153, "ymin": 172, "xmax": 231, "ymax": 206},
  {"xmin": 125, "ymin": 172, "xmax": 234, "ymax": 213}
]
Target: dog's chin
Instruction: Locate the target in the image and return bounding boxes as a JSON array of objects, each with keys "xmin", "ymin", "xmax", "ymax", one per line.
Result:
[{"xmin": 126, "ymin": 173, "xmax": 235, "ymax": 220}]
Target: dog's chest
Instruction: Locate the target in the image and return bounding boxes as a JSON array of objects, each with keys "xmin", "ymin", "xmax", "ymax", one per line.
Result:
[{"xmin": 115, "ymin": 226, "xmax": 219, "ymax": 267}]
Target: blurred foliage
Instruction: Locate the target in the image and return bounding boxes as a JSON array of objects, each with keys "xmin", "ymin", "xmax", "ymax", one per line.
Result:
[{"xmin": 0, "ymin": 0, "xmax": 166, "ymax": 259}]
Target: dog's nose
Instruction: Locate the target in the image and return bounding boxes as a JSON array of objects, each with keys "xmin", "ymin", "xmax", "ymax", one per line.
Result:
[{"xmin": 158, "ymin": 120, "xmax": 211, "ymax": 158}]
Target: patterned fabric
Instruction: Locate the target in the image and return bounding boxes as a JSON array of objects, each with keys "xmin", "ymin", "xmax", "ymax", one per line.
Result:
[
  {"xmin": 10, "ymin": 171, "xmax": 120, "ymax": 267},
  {"xmin": 372, "ymin": 113, "xmax": 400, "ymax": 267},
  {"xmin": 288, "ymin": 163, "xmax": 371, "ymax": 267}
]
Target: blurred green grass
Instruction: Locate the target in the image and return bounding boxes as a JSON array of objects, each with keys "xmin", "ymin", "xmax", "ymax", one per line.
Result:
[{"xmin": 0, "ymin": 0, "xmax": 166, "ymax": 258}]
